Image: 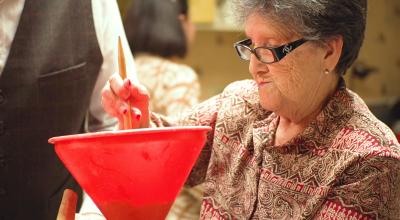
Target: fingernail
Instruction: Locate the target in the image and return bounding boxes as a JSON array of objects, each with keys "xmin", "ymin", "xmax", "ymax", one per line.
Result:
[
  {"xmin": 132, "ymin": 108, "xmax": 142, "ymax": 121},
  {"xmin": 124, "ymin": 79, "xmax": 131, "ymax": 88},
  {"xmin": 121, "ymin": 108, "xmax": 128, "ymax": 114}
]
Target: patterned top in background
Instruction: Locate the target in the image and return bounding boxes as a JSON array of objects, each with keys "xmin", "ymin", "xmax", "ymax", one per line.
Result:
[
  {"xmin": 135, "ymin": 54, "xmax": 203, "ymax": 220},
  {"xmin": 136, "ymin": 54, "xmax": 200, "ymax": 119},
  {"xmin": 151, "ymin": 79, "xmax": 400, "ymax": 219}
]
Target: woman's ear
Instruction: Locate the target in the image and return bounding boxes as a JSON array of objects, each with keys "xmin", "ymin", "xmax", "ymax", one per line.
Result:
[{"xmin": 323, "ymin": 36, "xmax": 343, "ymax": 72}]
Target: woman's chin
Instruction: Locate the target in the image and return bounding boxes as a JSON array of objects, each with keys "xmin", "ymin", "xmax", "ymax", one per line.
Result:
[
  {"xmin": 258, "ymin": 90, "xmax": 281, "ymax": 112},
  {"xmin": 259, "ymin": 98, "xmax": 280, "ymax": 112}
]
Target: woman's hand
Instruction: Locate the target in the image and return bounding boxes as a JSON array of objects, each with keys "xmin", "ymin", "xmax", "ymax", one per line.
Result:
[{"xmin": 101, "ymin": 73, "xmax": 150, "ymax": 129}]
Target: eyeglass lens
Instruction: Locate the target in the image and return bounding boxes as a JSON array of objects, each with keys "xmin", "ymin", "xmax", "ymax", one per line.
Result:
[{"xmin": 236, "ymin": 45, "xmax": 275, "ymax": 63}]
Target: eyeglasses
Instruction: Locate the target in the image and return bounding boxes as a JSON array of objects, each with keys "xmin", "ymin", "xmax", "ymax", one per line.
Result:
[{"xmin": 234, "ymin": 38, "xmax": 308, "ymax": 64}]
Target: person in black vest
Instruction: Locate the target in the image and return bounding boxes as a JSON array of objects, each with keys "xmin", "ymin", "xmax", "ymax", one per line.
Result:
[{"xmin": 0, "ymin": 0, "xmax": 136, "ymax": 219}]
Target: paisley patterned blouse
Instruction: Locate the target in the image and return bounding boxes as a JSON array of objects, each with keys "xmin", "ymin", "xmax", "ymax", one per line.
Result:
[{"xmin": 151, "ymin": 79, "xmax": 400, "ymax": 219}]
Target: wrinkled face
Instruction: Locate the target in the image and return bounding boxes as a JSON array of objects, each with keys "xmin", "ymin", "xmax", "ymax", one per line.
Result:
[{"xmin": 245, "ymin": 13, "xmax": 331, "ymax": 118}]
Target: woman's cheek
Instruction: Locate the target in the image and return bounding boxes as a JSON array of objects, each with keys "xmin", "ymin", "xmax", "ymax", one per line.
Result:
[{"xmin": 272, "ymin": 63, "xmax": 303, "ymax": 99}]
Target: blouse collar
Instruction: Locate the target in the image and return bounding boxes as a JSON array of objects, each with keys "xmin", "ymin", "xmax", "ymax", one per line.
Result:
[{"xmin": 271, "ymin": 77, "xmax": 354, "ymax": 153}]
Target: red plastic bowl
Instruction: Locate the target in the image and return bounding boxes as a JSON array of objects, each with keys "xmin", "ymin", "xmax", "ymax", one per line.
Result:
[{"xmin": 48, "ymin": 126, "xmax": 211, "ymax": 220}]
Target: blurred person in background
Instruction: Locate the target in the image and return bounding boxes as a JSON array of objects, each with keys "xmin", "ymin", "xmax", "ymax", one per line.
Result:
[
  {"xmin": 0, "ymin": 0, "xmax": 135, "ymax": 219},
  {"xmin": 125, "ymin": 0, "xmax": 199, "ymax": 119},
  {"xmin": 103, "ymin": 0, "xmax": 400, "ymax": 219},
  {"xmin": 124, "ymin": 0, "xmax": 202, "ymax": 219}
]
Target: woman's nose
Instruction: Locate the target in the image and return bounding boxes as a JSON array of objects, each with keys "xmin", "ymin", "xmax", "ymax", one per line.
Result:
[{"xmin": 249, "ymin": 54, "xmax": 269, "ymax": 78}]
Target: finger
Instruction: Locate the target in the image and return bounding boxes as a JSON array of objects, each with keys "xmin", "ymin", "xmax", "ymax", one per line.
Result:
[
  {"xmin": 126, "ymin": 107, "xmax": 142, "ymax": 129},
  {"xmin": 109, "ymin": 75, "xmax": 130, "ymax": 100},
  {"xmin": 57, "ymin": 189, "xmax": 78, "ymax": 220},
  {"xmin": 131, "ymin": 83, "xmax": 150, "ymax": 128},
  {"xmin": 113, "ymin": 105, "xmax": 142, "ymax": 130},
  {"xmin": 108, "ymin": 82, "xmax": 117, "ymax": 97},
  {"xmin": 122, "ymin": 78, "xmax": 132, "ymax": 89},
  {"xmin": 129, "ymin": 82, "xmax": 150, "ymax": 100},
  {"xmin": 131, "ymin": 107, "xmax": 142, "ymax": 122},
  {"xmin": 121, "ymin": 104, "xmax": 133, "ymax": 130},
  {"xmin": 101, "ymin": 87, "xmax": 119, "ymax": 116},
  {"xmin": 101, "ymin": 83, "xmax": 131, "ymax": 114},
  {"xmin": 102, "ymin": 92, "xmax": 130, "ymax": 129}
]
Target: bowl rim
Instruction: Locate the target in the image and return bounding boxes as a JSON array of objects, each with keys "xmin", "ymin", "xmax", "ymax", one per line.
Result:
[{"xmin": 48, "ymin": 126, "xmax": 211, "ymax": 144}]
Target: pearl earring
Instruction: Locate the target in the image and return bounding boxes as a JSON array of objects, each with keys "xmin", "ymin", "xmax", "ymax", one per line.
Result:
[{"xmin": 324, "ymin": 69, "xmax": 330, "ymax": 75}]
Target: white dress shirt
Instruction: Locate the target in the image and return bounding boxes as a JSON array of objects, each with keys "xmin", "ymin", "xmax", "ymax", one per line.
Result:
[{"xmin": 0, "ymin": 0, "xmax": 137, "ymax": 132}]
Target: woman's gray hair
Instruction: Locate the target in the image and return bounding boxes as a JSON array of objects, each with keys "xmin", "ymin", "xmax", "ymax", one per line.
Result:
[{"xmin": 233, "ymin": 0, "xmax": 367, "ymax": 75}]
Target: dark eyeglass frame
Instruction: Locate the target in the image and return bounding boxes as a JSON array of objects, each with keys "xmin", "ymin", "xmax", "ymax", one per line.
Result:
[{"xmin": 234, "ymin": 38, "xmax": 308, "ymax": 64}]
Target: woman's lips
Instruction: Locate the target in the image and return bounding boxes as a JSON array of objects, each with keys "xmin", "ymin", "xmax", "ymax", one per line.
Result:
[{"xmin": 257, "ymin": 80, "xmax": 271, "ymax": 86}]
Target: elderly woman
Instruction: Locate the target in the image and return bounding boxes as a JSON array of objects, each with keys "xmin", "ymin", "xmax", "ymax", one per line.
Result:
[{"xmin": 103, "ymin": 0, "xmax": 400, "ymax": 219}]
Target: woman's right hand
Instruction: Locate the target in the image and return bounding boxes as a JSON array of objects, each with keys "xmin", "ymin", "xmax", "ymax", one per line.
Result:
[{"xmin": 101, "ymin": 73, "xmax": 150, "ymax": 129}]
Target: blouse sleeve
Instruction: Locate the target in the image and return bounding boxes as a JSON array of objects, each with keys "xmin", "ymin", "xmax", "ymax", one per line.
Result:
[{"xmin": 315, "ymin": 154, "xmax": 400, "ymax": 219}]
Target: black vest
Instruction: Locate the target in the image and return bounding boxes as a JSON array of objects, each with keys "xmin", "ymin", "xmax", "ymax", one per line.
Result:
[{"xmin": 0, "ymin": 0, "xmax": 103, "ymax": 219}]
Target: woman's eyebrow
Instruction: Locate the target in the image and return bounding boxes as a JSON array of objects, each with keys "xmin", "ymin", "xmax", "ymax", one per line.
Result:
[{"xmin": 253, "ymin": 38, "xmax": 282, "ymax": 47}]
